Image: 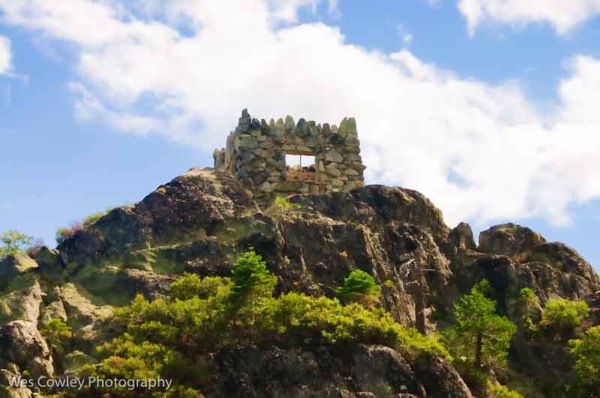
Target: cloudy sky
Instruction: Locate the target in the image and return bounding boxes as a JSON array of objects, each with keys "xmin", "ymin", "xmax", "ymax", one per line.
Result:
[{"xmin": 1, "ymin": 0, "xmax": 600, "ymax": 267}]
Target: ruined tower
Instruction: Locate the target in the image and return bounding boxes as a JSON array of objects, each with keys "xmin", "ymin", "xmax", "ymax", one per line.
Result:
[{"xmin": 213, "ymin": 109, "xmax": 366, "ymax": 204}]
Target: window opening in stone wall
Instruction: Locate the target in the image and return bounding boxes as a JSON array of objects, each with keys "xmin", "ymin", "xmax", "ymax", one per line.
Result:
[{"xmin": 285, "ymin": 153, "xmax": 316, "ymax": 181}]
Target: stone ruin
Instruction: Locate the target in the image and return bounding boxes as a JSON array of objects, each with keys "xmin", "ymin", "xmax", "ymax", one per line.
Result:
[{"xmin": 213, "ymin": 109, "xmax": 366, "ymax": 204}]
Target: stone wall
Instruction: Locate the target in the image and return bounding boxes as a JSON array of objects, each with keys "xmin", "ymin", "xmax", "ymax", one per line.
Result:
[{"xmin": 213, "ymin": 109, "xmax": 366, "ymax": 204}]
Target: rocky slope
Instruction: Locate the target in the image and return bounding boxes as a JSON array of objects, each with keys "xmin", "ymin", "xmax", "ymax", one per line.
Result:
[{"xmin": 1, "ymin": 168, "xmax": 599, "ymax": 397}]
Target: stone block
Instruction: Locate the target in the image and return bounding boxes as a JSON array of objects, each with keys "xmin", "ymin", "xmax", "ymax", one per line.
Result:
[
  {"xmin": 347, "ymin": 117, "xmax": 358, "ymax": 138},
  {"xmin": 276, "ymin": 181, "xmax": 298, "ymax": 192},
  {"xmin": 296, "ymin": 118, "xmax": 309, "ymax": 138},
  {"xmin": 274, "ymin": 118, "xmax": 285, "ymax": 137},
  {"xmin": 260, "ymin": 119, "xmax": 271, "ymax": 135},
  {"xmin": 238, "ymin": 108, "xmax": 251, "ymax": 132},
  {"xmin": 285, "ymin": 115, "xmax": 295, "ymax": 132},
  {"xmin": 260, "ymin": 181, "xmax": 273, "ymax": 192},
  {"xmin": 324, "ymin": 149, "xmax": 344, "ymax": 163},
  {"xmin": 326, "ymin": 168, "xmax": 341, "ymax": 177},
  {"xmin": 329, "ymin": 133, "xmax": 346, "ymax": 145},
  {"xmin": 235, "ymin": 135, "xmax": 258, "ymax": 150},
  {"xmin": 338, "ymin": 117, "xmax": 348, "ymax": 137}
]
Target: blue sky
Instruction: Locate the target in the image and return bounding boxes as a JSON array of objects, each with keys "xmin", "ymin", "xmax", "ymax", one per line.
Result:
[{"xmin": 1, "ymin": 0, "xmax": 600, "ymax": 269}]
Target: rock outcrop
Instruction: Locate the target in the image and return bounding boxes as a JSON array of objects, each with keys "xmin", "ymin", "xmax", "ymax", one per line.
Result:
[
  {"xmin": 211, "ymin": 345, "xmax": 472, "ymax": 398},
  {"xmin": 1, "ymin": 167, "xmax": 599, "ymax": 397},
  {"xmin": 0, "ymin": 254, "xmax": 38, "ymax": 291},
  {"xmin": 0, "ymin": 320, "xmax": 53, "ymax": 378}
]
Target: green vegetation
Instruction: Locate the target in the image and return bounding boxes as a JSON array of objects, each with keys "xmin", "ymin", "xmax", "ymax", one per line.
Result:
[
  {"xmin": 541, "ymin": 298, "xmax": 590, "ymax": 340},
  {"xmin": 0, "ymin": 230, "xmax": 33, "ymax": 259},
  {"xmin": 273, "ymin": 195, "xmax": 300, "ymax": 211},
  {"xmin": 230, "ymin": 248, "xmax": 277, "ymax": 307},
  {"xmin": 40, "ymin": 318, "xmax": 72, "ymax": 363},
  {"xmin": 336, "ymin": 269, "xmax": 381, "ymax": 306},
  {"xmin": 55, "ymin": 209, "xmax": 111, "ymax": 244},
  {"xmin": 442, "ymin": 280, "xmax": 516, "ymax": 370},
  {"xmin": 488, "ymin": 383, "xmax": 524, "ymax": 398},
  {"xmin": 0, "ymin": 274, "xmax": 39, "ymax": 322},
  {"xmin": 82, "ymin": 211, "xmax": 105, "ymax": 227},
  {"xmin": 70, "ymin": 250, "xmax": 447, "ymax": 396},
  {"xmin": 517, "ymin": 287, "xmax": 539, "ymax": 334},
  {"xmin": 568, "ymin": 325, "xmax": 600, "ymax": 395}
]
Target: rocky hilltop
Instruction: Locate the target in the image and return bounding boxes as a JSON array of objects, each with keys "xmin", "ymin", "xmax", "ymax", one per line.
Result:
[{"xmin": 1, "ymin": 168, "xmax": 599, "ymax": 397}]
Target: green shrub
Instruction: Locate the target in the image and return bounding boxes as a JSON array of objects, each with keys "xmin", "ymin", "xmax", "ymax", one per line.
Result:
[
  {"xmin": 273, "ymin": 196, "xmax": 300, "ymax": 211},
  {"xmin": 489, "ymin": 383, "xmax": 524, "ymax": 398},
  {"xmin": 336, "ymin": 269, "xmax": 381, "ymax": 306},
  {"xmin": 82, "ymin": 211, "xmax": 105, "ymax": 227},
  {"xmin": 568, "ymin": 325, "xmax": 600, "ymax": 394},
  {"xmin": 230, "ymin": 248, "xmax": 277, "ymax": 309},
  {"xmin": 79, "ymin": 250, "xmax": 448, "ymax": 396},
  {"xmin": 55, "ymin": 209, "xmax": 111, "ymax": 245},
  {"xmin": 0, "ymin": 230, "xmax": 33, "ymax": 259},
  {"xmin": 55, "ymin": 223, "xmax": 83, "ymax": 245},
  {"xmin": 541, "ymin": 298, "xmax": 590, "ymax": 339},
  {"xmin": 169, "ymin": 273, "xmax": 233, "ymax": 301},
  {"xmin": 40, "ymin": 318, "xmax": 72, "ymax": 364},
  {"xmin": 518, "ymin": 287, "xmax": 539, "ymax": 334}
]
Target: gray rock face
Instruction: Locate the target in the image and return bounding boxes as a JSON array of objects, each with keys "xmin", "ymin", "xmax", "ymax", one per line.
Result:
[
  {"xmin": 478, "ymin": 223, "xmax": 545, "ymax": 258},
  {"xmin": 413, "ymin": 355, "xmax": 473, "ymax": 398},
  {"xmin": 449, "ymin": 222, "xmax": 476, "ymax": 251},
  {"xmin": 0, "ymin": 277, "xmax": 43, "ymax": 326},
  {"xmin": 0, "ymin": 367, "xmax": 33, "ymax": 397},
  {"xmin": 211, "ymin": 345, "xmax": 469, "ymax": 398},
  {"xmin": 0, "ymin": 254, "xmax": 38, "ymax": 291},
  {"xmin": 0, "ymin": 320, "xmax": 53, "ymax": 378}
]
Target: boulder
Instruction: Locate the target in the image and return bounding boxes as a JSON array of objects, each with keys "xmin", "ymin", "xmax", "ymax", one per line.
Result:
[
  {"xmin": 0, "ymin": 367, "xmax": 33, "ymax": 398},
  {"xmin": 413, "ymin": 355, "xmax": 473, "ymax": 398},
  {"xmin": 0, "ymin": 320, "xmax": 53, "ymax": 378},
  {"xmin": 449, "ymin": 222, "xmax": 476, "ymax": 251},
  {"xmin": 211, "ymin": 345, "xmax": 427, "ymax": 397},
  {"xmin": 0, "ymin": 254, "xmax": 38, "ymax": 291},
  {"xmin": 0, "ymin": 276, "xmax": 43, "ymax": 326},
  {"xmin": 479, "ymin": 223, "xmax": 545, "ymax": 259}
]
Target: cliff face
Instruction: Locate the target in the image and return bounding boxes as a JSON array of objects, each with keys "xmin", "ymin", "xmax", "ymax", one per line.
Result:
[{"xmin": 2, "ymin": 168, "xmax": 599, "ymax": 397}]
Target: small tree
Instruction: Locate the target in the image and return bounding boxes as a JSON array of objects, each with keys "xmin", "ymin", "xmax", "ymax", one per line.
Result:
[
  {"xmin": 40, "ymin": 318, "xmax": 72, "ymax": 362},
  {"xmin": 336, "ymin": 269, "xmax": 381, "ymax": 307},
  {"xmin": 569, "ymin": 325, "xmax": 600, "ymax": 395},
  {"xmin": 442, "ymin": 280, "xmax": 516, "ymax": 370},
  {"xmin": 541, "ymin": 298, "xmax": 590, "ymax": 340},
  {"xmin": 518, "ymin": 287, "xmax": 539, "ymax": 334},
  {"xmin": 0, "ymin": 230, "xmax": 33, "ymax": 259},
  {"xmin": 230, "ymin": 249, "xmax": 277, "ymax": 320}
]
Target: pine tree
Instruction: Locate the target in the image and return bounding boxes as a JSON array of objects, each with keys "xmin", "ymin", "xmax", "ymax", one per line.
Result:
[
  {"xmin": 442, "ymin": 280, "xmax": 516, "ymax": 369},
  {"xmin": 230, "ymin": 249, "xmax": 277, "ymax": 322}
]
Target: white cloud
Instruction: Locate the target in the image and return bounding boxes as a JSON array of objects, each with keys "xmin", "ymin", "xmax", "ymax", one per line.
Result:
[
  {"xmin": 1, "ymin": 0, "xmax": 600, "ymax": 228},
  {"xmin": 0, "ymin": 35, "xmax": 12, "ymax": 75},
  {"xmin": 458, "ymin": 0, "xmax": 600, "ymax": 35}
]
